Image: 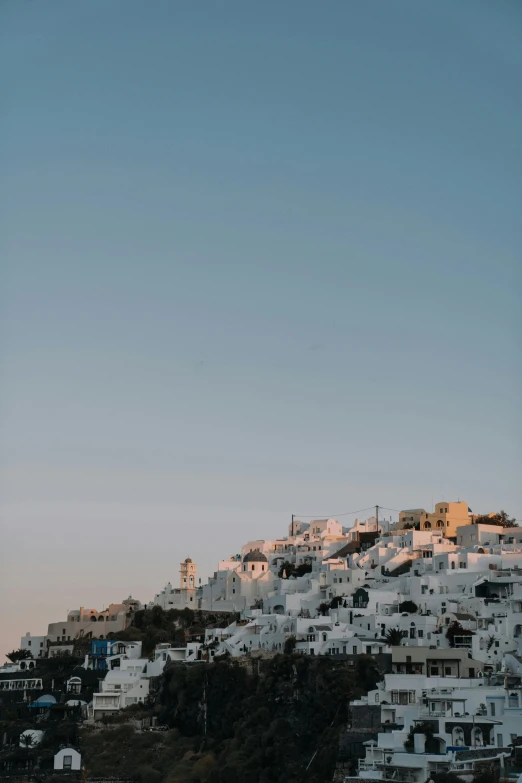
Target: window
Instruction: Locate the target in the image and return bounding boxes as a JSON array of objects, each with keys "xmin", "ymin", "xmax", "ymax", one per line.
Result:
[
  {"xmin": 497, "ymin": 734, "xmax": 503, "ymax": 747},
  {"xmin": 232, "ymin": 589, "xmax": 235, "ymax": 594},
  {"xmin": 262, "ymin": 564, "xmax": 265, "ymax": 571},
  {"xmin": 451, "ymin": 562, "xmax": 455, "ymax": 569},
  {"xmin": 409, "ymin": 691, "xmax": 416, "ymax": 704},
  {"xmin": 431, "ymin": 667, "xmax": 439, "ymax": 676},
  {"xmin": 366, "ymin": 645, "xmax": 372, "ymax": 654},
  {"xmin": 490, "ymin": 702, "xmax": 496, "ymax": 716},
  {"xmin": 418, "ymin": 630, "xmax": 424, "ymax": 638},
  {"xmin": 459, "ymin": 562, "xmax": 466, "ymax": 569},
  {"xmin": 28, "ymin": 641, "xmax": 31, "ymax": 646},
  {"xmin": 375, "ymin": 693, "xmax": 380, "ymax": 703},
  {"xmin": 63, "ymin": 755, "xmax": 73, "ymax": 770},
  {"xmin": 444, "ymin": 667, "xmax": 452, "ymax": 676},
  {"xmin": 406, "ymin": 655, "xmax": 411, "ymax": 663},
  {"xmin": 352, "ymin": 646, "xmax": 357, "ymax": 655}
]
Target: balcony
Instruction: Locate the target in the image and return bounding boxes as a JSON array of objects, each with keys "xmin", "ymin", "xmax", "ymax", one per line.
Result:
[{"xmin": 419, "ymin": 708, "xmax": 453, "ymax": 718}]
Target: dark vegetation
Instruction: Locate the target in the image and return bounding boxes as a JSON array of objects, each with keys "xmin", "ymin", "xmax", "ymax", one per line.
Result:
[
  {"xmin": 2, "ymin": 608, "xmax": 385, "ymax": 782},
  {"xmin": 5, "ymin": 648, "xmax": 32, "ymax": 662},
  {"xmin": 384, "ymin": 627, "xmax": 404, "ymax": 646},
  {"xmin": 277, "ymin": 561, "xmax": 313, "ymax": 579},
  {"xmin": 403, "ymin": 720, "xmax": 439, "ymax": 752},
  {"xmin": 474, "ymin": 510, "xmax": 517, "ymax": 528},
  {"xmin": 82, "ymin": 653, "xmax": 379, "ymax": 782},
  {"xmin": 398, "ymin": 600, "xmax": 418, "ymax": 614},
  {"xmin": 445, "ymin": 621, "xmax": 475, "ymax": 648}
]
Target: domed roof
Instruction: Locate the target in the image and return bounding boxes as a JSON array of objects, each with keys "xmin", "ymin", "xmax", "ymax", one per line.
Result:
[
  {"xmin": 184, "ymin": 557, "xmax": 193, "ymax": 563},
  {"xmin": 243, "ymin": 549, "xmax": 268, "ymax": 563}
]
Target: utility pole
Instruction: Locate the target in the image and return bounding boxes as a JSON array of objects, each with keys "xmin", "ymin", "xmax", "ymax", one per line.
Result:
[
  {"xmin": 291, "ymin": 514, "xmax": 295, "ymax": 537},
  {"xmin": 375, "ymin": 505, "xmax": 379, "ymax": 532}
]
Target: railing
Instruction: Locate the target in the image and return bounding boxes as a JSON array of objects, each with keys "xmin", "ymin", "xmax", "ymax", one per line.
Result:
[{"xmin": 418, "ymin": 708, "xmax": 451, "ymax": 718}]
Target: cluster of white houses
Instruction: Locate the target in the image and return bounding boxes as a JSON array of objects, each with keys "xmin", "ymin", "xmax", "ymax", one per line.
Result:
[{"xmin": 6, "ymin": 500, "xmax": 522, "ymax": 781}]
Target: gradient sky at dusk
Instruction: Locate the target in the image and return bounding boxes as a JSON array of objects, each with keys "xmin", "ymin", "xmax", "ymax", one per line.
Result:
[{"xmin": 1, "ymin": 0, "xmax": 521, "ymax": 658}]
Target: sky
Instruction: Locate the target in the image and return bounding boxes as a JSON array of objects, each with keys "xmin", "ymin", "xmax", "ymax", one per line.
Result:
[{"xmin": 1, "ymin": 0, "xmax": 521, "ymax": 660}]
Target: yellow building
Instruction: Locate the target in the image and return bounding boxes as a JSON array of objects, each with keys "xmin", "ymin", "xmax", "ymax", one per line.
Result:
[
  {"xmin": 398, "ymin": 501, "xmax": 474, "ymax": 540},
  {"xmin": 398, "ymin": 508, "xmax": 427, "ymax": 529},
  {"xmin": 422, "ymin": 501, "xmax": 473, "ymax": 539}
]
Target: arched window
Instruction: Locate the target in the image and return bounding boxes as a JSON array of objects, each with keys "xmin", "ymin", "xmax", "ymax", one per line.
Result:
[
  {"xmin": 424, "ymin": 522, "xmax": 431, "ymax": 529},
  {"xmin": 90, "ymin": 616, "xmax": 97, "ymax": 622},
  {"xmin": 436, "ymin": 520, "xmax": 444, "ymax": 528},
  {"xmin": 451, "ymin": 562, "xmax": 455, "ymax": 569},
  {"xmin": 473, "ymin": 728, "xmax": 483, "ymax": 747},
  {"xmin": 452, "ymin": 727, "xmax": 464, "ymax": 746}
]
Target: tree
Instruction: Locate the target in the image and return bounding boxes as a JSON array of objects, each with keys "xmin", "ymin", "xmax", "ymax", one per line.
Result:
[
  {"xmin": 284, "ymin": 636, "xmax": 297, "ymax": 654},
  {"xmin": 474, "ymin": 510, "xmax": 517, "ymax": 528},
  {"xmin": 486, "ymin": 634, "xmax": 496, "ymax": 652},
  {"xmin": 399, "ymin": 600, "xmax": 418, "ymax": 614},
  {"xmin": 446, "ymin": 621, "xmax": 474, "ymax": 648},
  {"xmin": 295, "ymin": 562, "xmax": 313, "ymax": 577},
  {"xmin": 278, "ymin": 561, "xmax": 295, "ymax": 578},
  {"xmin": 317, "ymin": 602, "xmax": 330, "ymax": 616},
  {"xmin": 20, "ymin": 733, "xmax": 35, "ymax": 749},
  {"xmin": 430, "ymin": 771, "xmax": 464, "ymax": 783},
  {"xmin": 356, "ymin": 655, "xmax": 381, "ymax": 691},
  {"xmin": 6, "ymin": 648, "xmax": 32, "ymax": 662},
  {"xmin": 384, "ymin": 628, "xmax": 404, "ymax": 646}
]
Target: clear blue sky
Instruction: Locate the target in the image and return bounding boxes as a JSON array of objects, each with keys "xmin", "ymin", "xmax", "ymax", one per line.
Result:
[{"xmin": 1, "ymin": 0, "xmax": 521, "ymax": 657}]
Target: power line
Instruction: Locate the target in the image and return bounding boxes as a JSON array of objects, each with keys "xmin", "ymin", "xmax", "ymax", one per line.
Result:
[{"xmin": 293, "ymin": 506, "xmax": 375, "ymax": 519}]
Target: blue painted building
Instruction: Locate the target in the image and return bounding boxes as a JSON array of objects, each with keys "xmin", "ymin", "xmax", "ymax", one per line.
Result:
[{"xmin": 90, "ymin": 639, "xmax": 127, "ymax": 671}]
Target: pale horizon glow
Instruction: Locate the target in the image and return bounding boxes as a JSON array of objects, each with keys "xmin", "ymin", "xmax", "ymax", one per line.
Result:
[{"xmin": 1, "ymin": 0, "xmax": 521, "ymax": 659}]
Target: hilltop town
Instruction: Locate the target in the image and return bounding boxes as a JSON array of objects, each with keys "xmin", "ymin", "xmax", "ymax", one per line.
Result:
[{"xmin": 2, "ymin": 500, "xmax": 522, "ymax": 783}]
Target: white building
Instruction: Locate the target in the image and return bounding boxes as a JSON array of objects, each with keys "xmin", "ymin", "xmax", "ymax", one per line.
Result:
[
  {"xmin": 54, "ymin": 747, "xmax": 82, "ymax": 770},
  {"xmin": 153, "ymin": 558, "xmax": 198, "ymax": 610},
  {"xmin": 20, "ymin": 632, "xmax": 46, "ymax": 657}
]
